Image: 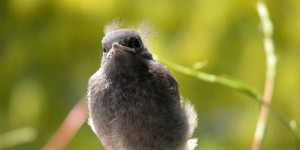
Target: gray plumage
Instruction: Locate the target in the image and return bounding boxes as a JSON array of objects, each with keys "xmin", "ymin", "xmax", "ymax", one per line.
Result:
[{"xmin": 88, "ymin": 27, "xmax": 197, "ymax": 150}]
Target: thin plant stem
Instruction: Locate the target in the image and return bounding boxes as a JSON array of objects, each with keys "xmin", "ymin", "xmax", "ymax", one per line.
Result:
[
  {"xmin": 156, "ymin": 56, "xmax": 261, "ymax": 101},
  {"xmin": 156, "ymin": 58, "xmax": 300, "ymax": 145},
  {"xmin": 43, "ymin": 98, "xmax": 87, "ymax": 150},
  {"xmin": 252, "ymin": 1, "xmax": 277, "ymax": 150}
]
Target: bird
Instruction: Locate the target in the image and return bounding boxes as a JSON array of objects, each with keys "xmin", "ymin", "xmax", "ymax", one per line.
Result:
[{"xmin": 88, "ymin": 23, "xmax": 198, "ymax": 150}]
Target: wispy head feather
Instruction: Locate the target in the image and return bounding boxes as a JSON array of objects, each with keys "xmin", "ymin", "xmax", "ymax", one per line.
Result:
[
  {"xmin": 104, "ymin": 20, "xmax": 122, "ymax": 34},
  {"xmin": 104, "ymin": 20, "xmax": 158, "ymax": 42},
  {"xmin": 136, "ymin": 21, "xmax": 159, "ymax": 43}
]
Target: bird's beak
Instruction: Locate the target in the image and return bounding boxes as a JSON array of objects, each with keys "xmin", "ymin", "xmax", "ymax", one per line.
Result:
[
  {"xmin": 112, "ymin": 42, "xmax": 123, "ymax": 50},
  {"xmin": 112, "ymin": 42, "xmax": 135, "ymax": 52}
]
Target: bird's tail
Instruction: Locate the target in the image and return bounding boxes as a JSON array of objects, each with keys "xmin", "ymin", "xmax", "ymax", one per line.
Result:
[{"xmin": 181, "ymin": 99, "xmax": 198, "ymax": 150}]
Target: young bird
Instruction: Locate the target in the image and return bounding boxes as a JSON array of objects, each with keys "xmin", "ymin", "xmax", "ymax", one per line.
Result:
[{"xmin": 88, "ymin": 25, "xmax": 198, "ymax": 150}]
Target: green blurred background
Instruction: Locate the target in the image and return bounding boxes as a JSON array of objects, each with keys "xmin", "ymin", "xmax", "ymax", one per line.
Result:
[{"xmin": 1, "ymin": 0, "xmax": 300, "ymax": 149}]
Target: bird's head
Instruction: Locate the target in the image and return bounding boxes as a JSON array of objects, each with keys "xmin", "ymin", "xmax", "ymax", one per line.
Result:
[{"xmin": 100, "ymin": 29, "xmax": 153, "ymax": 76}]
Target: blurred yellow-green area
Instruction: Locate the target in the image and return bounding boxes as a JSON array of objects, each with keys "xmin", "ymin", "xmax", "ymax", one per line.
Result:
[{"xmin": 1, "ymin": 0, "xmax": 300, "ymax": 149}]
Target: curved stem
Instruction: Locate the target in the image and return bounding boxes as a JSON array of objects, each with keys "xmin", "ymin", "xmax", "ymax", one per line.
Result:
[
  {"xmin": 156, "ymin": 56, "xmax": 261, "ymax": 101},
  {"xmin": 252, "ymin": 1, "xmax": 277, "ymax": 150},
  {"xmin": 156, "ymin": 57, "xmax": 300, "ymax": 146}
]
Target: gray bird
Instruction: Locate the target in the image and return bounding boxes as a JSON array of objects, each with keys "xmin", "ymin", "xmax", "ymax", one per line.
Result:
[{"xmin": 88, "ymin": 25, "xmax": 198, "ymax": 150}]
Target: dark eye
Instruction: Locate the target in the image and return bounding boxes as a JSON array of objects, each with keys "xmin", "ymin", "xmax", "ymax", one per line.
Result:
[
  {"xmin": 102, "ymin": 47, "xmax": 108, "ymax": 52},
  {"xmin": 129, "ymin": 37, "xmax": 142, "ymax": 49}
]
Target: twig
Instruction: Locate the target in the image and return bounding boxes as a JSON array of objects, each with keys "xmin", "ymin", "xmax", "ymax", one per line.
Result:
[
  {"xmin": 43, "ymin": 98, "xmax": 88, "ymax": 150},
  {"xmin": 157, "ymin": 56, "xmax": 300, "ymax": 144},
  {"xmin": 252, "ymin": 1, "xmax": 277, "ymax": 150},
  {"xmin": 156, "ymin": 56, "xmax": 261, "ymax": 101}
]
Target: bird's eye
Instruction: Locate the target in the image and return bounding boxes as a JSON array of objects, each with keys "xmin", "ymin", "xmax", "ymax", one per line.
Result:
[
  {"xmin": 129, "ymin": 37, "xmax": 142, "ymax": 49},
  {"xmin": 102, "ymin": 47, "xmax": 108, "ymax": 52}
]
